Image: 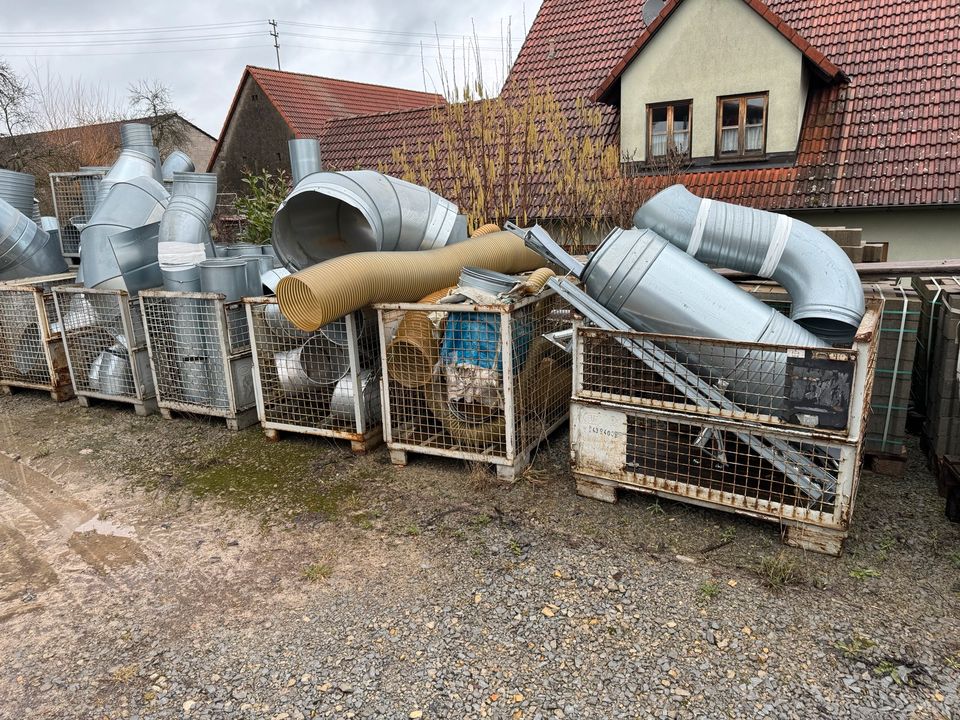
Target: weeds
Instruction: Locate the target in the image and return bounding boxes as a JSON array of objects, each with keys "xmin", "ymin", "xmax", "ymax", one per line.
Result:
[
  {"xmin": 877, "ymin": 537, "xmax": 896, "ymax": 562},
  {"xmin": 834, "ymin": 634, "xmax": 877, "ymax": 657},
  {"xmin": 698, "ymin": 580, "xmax": 720, "ymax": 602},
  {"xmin": 849, "ymin": 567, "xmax": 881, "ymax": 580},
  {"xmin": 756, "ymin": 552, "xmax": 804, "ymax": 589},
  {"xmin": 646, "ymin": 501, "xmax": 665, "ymax": 517},
  {"xmin": 720, "ymin": 526, "xmax": 737, "ymax": 543},
  {"xmin": 301, "ymin": 563, "xmax": 332, "ymax": 582},
  {"xmin": 873, "ymin": 660, "xmax": 906, "ymax": 685},
  {"xmin": 403, "ymin": 523, "xmax": 422, "ymax": 537},
  {"xmin": 508, "ymin": 538, "xmax": 523, "ymax": 558}
]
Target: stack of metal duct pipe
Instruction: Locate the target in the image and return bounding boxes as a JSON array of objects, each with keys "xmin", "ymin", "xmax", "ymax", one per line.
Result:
[
  {"xmin": 0, "ymin": 197, "xmax": 70, "ymax": 281},
  {"xmin": 78, "ymin": 175, "xmax": 169, "ymax": 292},
  {"xmin": 157, "ymin": 171, "xmax": 218, "ymax": 274},
  {"xmin": 633, "ymin": 184, "xmax": 864, "ymax": 344},
  {"xmin": 0, "ymin": 169, "xmax": 36, "ymax": 217},
  {"xmin": 118, "ymin": 123, "xmax": 162, "ymax": 183}
]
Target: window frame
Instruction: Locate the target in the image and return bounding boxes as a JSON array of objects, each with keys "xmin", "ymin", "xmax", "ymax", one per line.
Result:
[
  {"xmin": 715, "ymin": 92, "xmax": 768, "ymax": 160},
  {"xmin": 646, "ymin": 99, "xmax": 693, "ymax": 161}
]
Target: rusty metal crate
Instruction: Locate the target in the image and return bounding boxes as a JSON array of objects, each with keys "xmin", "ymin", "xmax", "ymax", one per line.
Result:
[
  {"xmin": 49, "ymin": 170, "xmax": 105, "ymax": 260},
  {"xmin": 140, "ymin": 289, "xmax": 257, "ymax": 430},
  {"xmin": 376, "ymin": 291, "xmax": 572, "ymax": 481},
  {"xmin": 570, "ymin": 298, "xmax": 882, "ymax": 556},
  {"xmin": 246, "ymin": 298, "xmax": 382, "ymax": 452},
  {"xmin": 53, "ymin": 285, "xmax": 158, "ymax": 415},
  {"xmin": 0, "ymin": 272, "xmax": 76, "ymax": 400}
]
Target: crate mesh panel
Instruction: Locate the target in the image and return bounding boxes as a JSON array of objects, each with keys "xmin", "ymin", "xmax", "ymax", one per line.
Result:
[
  {"xmin": 55, "ymin": 288, "xmax": 142, "ymax": 398},
  {"xmin": 250, "ymin": 301, "xmax": 381, "ymax": 433},
  {"xmin": 141, "ymin": 294, "xmax": 240, "ymax": 410},
  {"xmin": 0, "ymin": 289, "xmax": 46, "ymax": 383},
  {"xmin": 578, "ymin": 329, "xmax": 857, "ymax": 434},
  {"xmin": 624, "ymin": 413, "xmax": 841, "ymax": 519},
  {"xmin": 382, "ymin": 293, "xmax": 571, "ymax": 459},
  {"xmin": 49, "ymin": 171, "xmax": 104, "ymax": 256}
]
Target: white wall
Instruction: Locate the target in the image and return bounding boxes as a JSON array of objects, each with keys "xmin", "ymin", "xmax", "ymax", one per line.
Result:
[
  {"xmin": 620, "ymin": 0, "xmax": 807, "ymax": 162},
  {"xmin": 790, "ymin": 208, "xmax": 960, "ymax": 261}
]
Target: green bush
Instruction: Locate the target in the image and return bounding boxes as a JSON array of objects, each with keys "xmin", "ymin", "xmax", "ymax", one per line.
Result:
[{"xmin": 234, "ymin": 170, "xmax": 289, "ymax": 245}]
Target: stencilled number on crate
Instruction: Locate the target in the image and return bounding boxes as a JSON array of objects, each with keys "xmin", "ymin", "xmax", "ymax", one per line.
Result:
[{"xmin": 572, "ymin": 404, "xmax": 627, "ymax": 472}]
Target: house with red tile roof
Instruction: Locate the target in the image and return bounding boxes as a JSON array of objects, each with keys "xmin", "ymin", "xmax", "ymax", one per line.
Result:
[
  {"xmin": 315, "ymin": 0, "xmax": 960, "ymax": 260},
  {"xmin": 208, "ymin": 66, "xmax": 443, "ymax": 191}
]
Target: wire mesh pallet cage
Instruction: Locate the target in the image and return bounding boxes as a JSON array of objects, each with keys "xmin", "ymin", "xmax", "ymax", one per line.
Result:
[
  {"xmin": 49, "ymin": 170, "xmax": 105, "ymax": 260},
  {"xmin": 53, "ymin": 285, "xmax": 158, "ymax": 415},
  {"xmin": 246, "ymin": 298, "xmax": 383, "ymax": 452},
  {"xmin": 376, "ymin": 291, "xmax": 572, "ymax": 481},
  {"xmin": 0, "ymin": 272, "xmax": 77, "ymax": 401},
  {"xmin": 569, "ymin": 298, "xmax": 882, "ymax": 556},
  {"xmin": 140, "ymin": 289, "xmax": 258, "ymax": 430}
]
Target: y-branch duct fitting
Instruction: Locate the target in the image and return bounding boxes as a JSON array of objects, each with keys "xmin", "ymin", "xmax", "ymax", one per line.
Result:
[
  {"xmin": 633, "ymin": 185, "xmax": 865, "ymax": 343},
  {"xmin": 276, "ymin": 231, "xmax": 544, "ymax": 331},
  {"xmin": 272, "ymin": 170, "xmax": 467, "ymax": 271}
]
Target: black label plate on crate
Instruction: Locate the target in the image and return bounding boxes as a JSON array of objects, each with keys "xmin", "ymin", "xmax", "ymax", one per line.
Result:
[{"xmin": 783, "ymin": 349, "xmax": 853, "ymax": 429}]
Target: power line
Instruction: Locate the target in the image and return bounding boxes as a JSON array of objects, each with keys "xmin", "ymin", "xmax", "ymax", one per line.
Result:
[
  {"xmin": 8, "ymin": 20, "xmax": 264, "ymax": 37},
  {"xmin": 0, "ymin": 44, "xmax": 268, "ymax": 58},
  {"xmin": 280, "ymin": 20, "xmax": 508, "ymax": 42},
  {"xmin": 0, "ymin": 32, "xmax": 263, "ymax": 48},
  {"xmin": 282, "ymin": 31, "xmax": 504, "ymax": 53}
]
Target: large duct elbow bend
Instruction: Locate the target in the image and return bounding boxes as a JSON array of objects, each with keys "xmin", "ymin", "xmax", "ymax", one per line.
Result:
[
  {"xmin": 0, "ymin": 199, "xmax": 69, "ymax": 280},
  {"xmin": 170, "ymin": 172, "xmax": 218, "ymax": 215},
  {"xmin": 632, "ymin": 185, "xmax": 864, "ymax": 344},
  {"xmin": 272, "ymin": 170, "xmax": 466, "ymax": 271},
  {"xmin": 158, "ymin": 195, "xmax": 213, "ymax": 248},
  {"xmin": 161, "ymin": 150, "xmax": 195, "ymax": 180}
]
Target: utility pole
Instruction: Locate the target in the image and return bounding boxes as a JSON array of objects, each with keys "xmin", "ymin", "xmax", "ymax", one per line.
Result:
[{"xmin": 269, "ymin": 19, "xmax": 281, "ymax": 70}]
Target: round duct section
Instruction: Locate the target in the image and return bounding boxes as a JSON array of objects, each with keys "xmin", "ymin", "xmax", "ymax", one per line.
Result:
[
  {"xmin": 0, "ymin": 169, "xmax": 36, "ymax": 217},
  {"xmin": 161, "ymin": 150, "xmax": 195, "ymax": 180},
  {"xmin": 288, "ymin": 139, "xmax": 322, "ymax": 185},
  {"xmin": 0, "ymin": 198, "xmax": 69, "ymax": 281},
  {"xmin": 633, "ymin": 184, "xmax": 865, "ymax": 344},
  {"xmin": 272, "ymin": 170, "xmax": 466, "ymax": 270},
  {"xmin": 95, "ymin": 149, "xmax": 161, "ymax": 208}
]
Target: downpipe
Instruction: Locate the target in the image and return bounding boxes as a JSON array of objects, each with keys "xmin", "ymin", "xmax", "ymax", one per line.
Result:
[{"xmin": 633, "ymin": 184, "xmax": 864, "ymax": 344}]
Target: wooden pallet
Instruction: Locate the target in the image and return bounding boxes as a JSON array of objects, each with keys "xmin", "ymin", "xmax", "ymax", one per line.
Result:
[
  {"xmin": 574, "ymin": 473, "xmax": 847, "ymax": 557},
  {"xmin": 864, "ymin": 447, "xmax": 908, "ymax": 477},
  {"xmin": 76, "ymin": 393, "xmax": 158, "ymax": 417},
  {"xmin": 0, "ymin": 382, "xmax": 74, "ymax": 403},
  {"xmin": 263, "ymin": 425, "xmax": 383, "ymax": 454},
  {"xmin": 159, "ymin": 405, "xmax": 259, "ymax": 431}
]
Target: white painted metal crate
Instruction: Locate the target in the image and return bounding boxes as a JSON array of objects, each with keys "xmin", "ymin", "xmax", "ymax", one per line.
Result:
[
  {"xmin": 569, "ymin": 298, "xmax": 882, "ymax": 556},
  {"xmin": 49, "ymin": 170, "xmax": 105, "ymax": 261},
  {"xmin": 140, "ymin": 289, "xmax": 257, "ymax": 430},
  {"xmin": 246, "ymin": 298, "xmax": 382, "ymax": 452},
  {"xmin": 53, "ymin": 285, "xmax": 158, "ymax": 415},
  {"xmin": 0, "ymin": 272, "xmax": 76, "ymax": 401},
  {"xmin": 376, "ymin": 290, "xmax": 572, "ymax": 480}
]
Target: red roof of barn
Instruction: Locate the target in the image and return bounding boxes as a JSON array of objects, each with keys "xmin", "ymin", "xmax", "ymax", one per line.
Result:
[
  {"xmin": 317, "ymin": 0, "xmax": 960, "ymax": 212},
  {"xmin": 208, "ymin": 66, "xmax": 443, "ymax": 170}
]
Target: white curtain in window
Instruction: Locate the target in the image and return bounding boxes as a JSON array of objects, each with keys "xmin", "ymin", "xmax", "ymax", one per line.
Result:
[
  {"xmin": 745, "ymin": 125, "xmax": 763, "ymax": 151},
  {"xmin": 651, "ymin": 134, "xmax": 668, "ymax": 157},
  {"xmin": 720, "ymin": 128, "xmax": 738, "ymax": 153},
  {"xmin": 673, "ymin": 131, "xmax": 689, "ymax": 154}
]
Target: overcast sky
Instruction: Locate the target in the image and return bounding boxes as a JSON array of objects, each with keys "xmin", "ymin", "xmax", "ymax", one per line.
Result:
[{"xmin": 2, "ymin": 0, "xmax": 540, "ymax": 137}]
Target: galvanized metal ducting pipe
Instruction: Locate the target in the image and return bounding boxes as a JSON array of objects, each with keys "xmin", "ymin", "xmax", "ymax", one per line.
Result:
[
  {"xmin": 95, "ymin": 149, "xmax": 161, "ymax": 207},
  {"xmin": 158, "ymin": 173, "xmax": 218, "ymax": 258},
  {"xmin": 272, "ymin": 170, "xmax": 467, "ymax": 270},
  {"xmin": 161, "ymin": 150, "xmax": 195, "ymax": 180},
  {"xmin": 0, "ymin": 169, "xmax": 36, "ymax": 217},
  {"xmin": 119, "ymin": 123, "xmax": 163, "ymax": 183},
  {"xmin": 170, "ymin": 172, "xmax": 217, "ymax": 215},
  {"xmin": 79, "ymin": 176, "xmax": 169, "ymax": 289},
  {"xmin": 581, "ymin": 227, "xmax": 825, "ymax": 412},
  {"xmin": 0, "ymin": 198, "xmax": 69, "ymax": 281},
  {"xmin": 77, "ymin": 223, "xmax": 162, "ymax": 294},
  {"xmin": 277, "ymin": 231, "xmax": 543, "ymax": 331},
  {"xmin": 633, "ymin": 185, "xmax": 865, "ymax": 343},
  {"xmin": 288, "ymin": 139, "xmax": 322, "ymax": 185}
]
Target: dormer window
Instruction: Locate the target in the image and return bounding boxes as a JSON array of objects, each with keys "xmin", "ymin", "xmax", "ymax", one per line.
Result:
[
  {"xmin": 717, "ymin": 93, "xmax": 767, "ymax": 158},
  {"xmin": 647, "ymin": 101, "xmax": 691, "ymax": 159}
]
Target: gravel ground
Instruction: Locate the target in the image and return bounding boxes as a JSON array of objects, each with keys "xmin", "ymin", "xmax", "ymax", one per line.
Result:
[{"xmin": 0, "ymin": 391, "xmax": 958, "ymax": 719}]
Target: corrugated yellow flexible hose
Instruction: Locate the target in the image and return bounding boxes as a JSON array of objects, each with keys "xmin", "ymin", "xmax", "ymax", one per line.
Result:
[
  {"xmin": 471, "ymin": 223, "xmax": 501, "ymax": 237},
  {"xmin": 276, "ymin": 231, "xmax": 544, "ymax": 331},
  {"xmin": 386, "ymin": 287, "xmax": 454, "ymax": 389},
  {"xmin": 520, "ymin": 267, "xmax": 556, "ymax": 295}
]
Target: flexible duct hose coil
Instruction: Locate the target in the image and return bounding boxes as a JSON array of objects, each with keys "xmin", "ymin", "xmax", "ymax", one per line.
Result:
[{"xmin": 276, "ymin": 231, "xmax": 544, "ymax": 331}]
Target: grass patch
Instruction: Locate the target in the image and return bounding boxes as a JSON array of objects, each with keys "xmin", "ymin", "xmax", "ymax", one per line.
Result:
[
  {"xmin": 756, "ymin": 552, "xmax": 804, "ymax": 589},
  {"xmin": 403, "ymin": 523, "xmax": 421, "ymax": 537},
  {"xmin": 697, "ymin": 580, "xmax": 720, "ymax": 602},
  {"xmin": 301, "ymin": 563, "xmax": 332, "ymax": 582},
  {"xmin": 877, "ymin": 537, "xmax": 896, "ymax": 562},
  {"xmin": 834, "ymin": 634, "xmax": 877, "ymax": 657},
  {"xmin": 719, "ymin": 526, "xmax": 737, "ymax": 543},
  {"xmin": 849, "ymin": 567, "xmax": 881, "ymax": 580}
]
